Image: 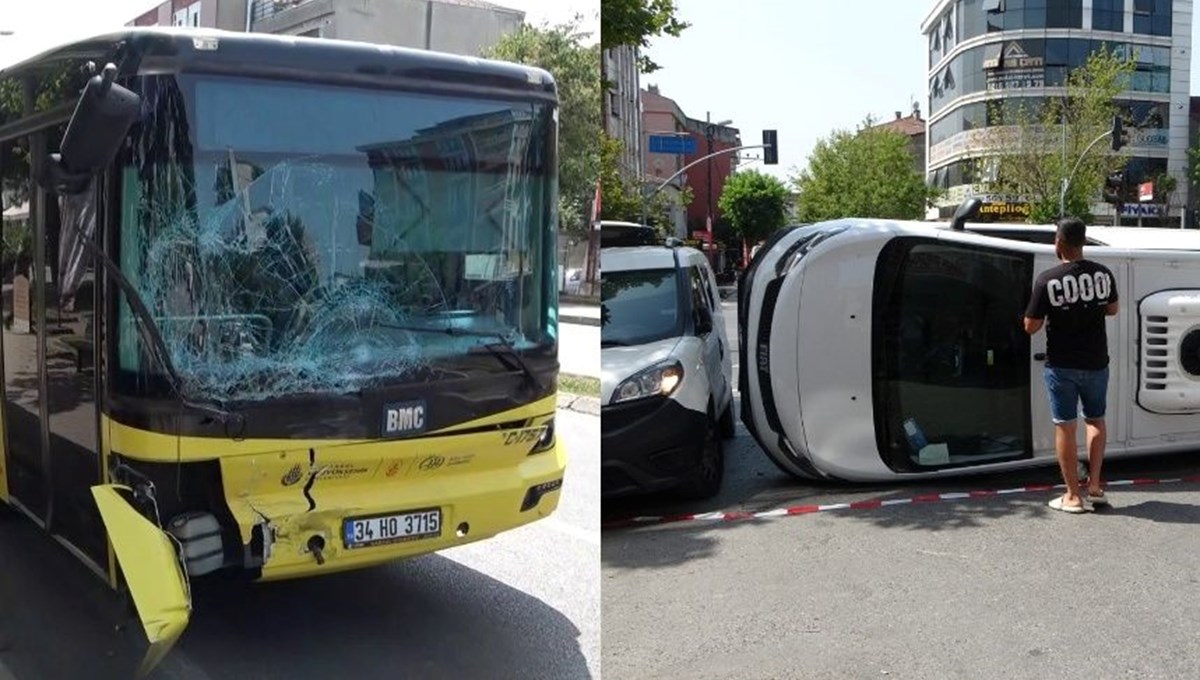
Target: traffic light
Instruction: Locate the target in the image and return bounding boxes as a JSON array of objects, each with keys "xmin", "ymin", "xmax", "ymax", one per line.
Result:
[
  {"xmin": 1103, "ymin": 171, "xmax": 1125, "ymax": 203},
  {"xmin": 1111, "ymin": 115, "xmax": 1129, "ymax": 151},
  {"xmin": 763, "ymin": 129, "xmax": 778, "ymax": 165}
]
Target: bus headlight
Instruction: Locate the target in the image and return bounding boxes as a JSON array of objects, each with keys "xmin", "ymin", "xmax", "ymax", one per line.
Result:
[
  {"xmin": 612, "ymin": 361, "xmax": 683, "ymax": 405},
  {"xmin": 530, "ymin": 418, "xmax": 555, "ymax": 454}
]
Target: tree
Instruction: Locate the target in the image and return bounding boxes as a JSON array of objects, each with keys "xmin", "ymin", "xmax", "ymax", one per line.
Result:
[
  {"xmin": 985, "ymin": 45, "xmax": 1136, "ymax": 223},
  {"xmin": 792, "ymin": 119, "xmax": 936, "ymax": 222},
  {"xmin": 598, "ymin": 133, "xmax": 689, "ymax": 232},
  {"xmin": 484, "ymin": 18, "xmax": 601, "ymax": 237},
  {"xmin": 600, "ymin": 0, "xmax": 689, "ymax": 74},
  {"xmin": 717, "ymin": 170, "xmax": 790, "ymax": 249}
]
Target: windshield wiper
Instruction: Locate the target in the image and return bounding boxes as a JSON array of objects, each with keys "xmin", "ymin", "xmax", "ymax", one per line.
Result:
[
  {"xmin": 601, "ymin": 340, "xmax": 628, "ymax": 347},
  {"xmin": 377, "ymin": 323, "xmax": 545, "ymax": 392}
]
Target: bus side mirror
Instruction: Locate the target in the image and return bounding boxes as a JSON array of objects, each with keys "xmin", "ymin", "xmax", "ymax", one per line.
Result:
[{"xmin": 42, "ymin": 62, "xmax": 141, "ymax": 194}]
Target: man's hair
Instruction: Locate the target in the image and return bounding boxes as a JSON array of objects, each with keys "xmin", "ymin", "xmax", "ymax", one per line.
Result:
[{"xmin": 1055, "ymin": 217, "xmax": 1087, "ymax": 249}]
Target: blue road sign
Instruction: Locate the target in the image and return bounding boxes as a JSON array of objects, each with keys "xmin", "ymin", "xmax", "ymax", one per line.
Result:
[{"xmin": 648, "ymin": 135, "xmax": 697, "ymax": 155}]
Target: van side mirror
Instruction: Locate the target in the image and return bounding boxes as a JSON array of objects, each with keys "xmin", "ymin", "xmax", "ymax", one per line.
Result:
[
  {"xmin": 41, "ymin": 62, "xmax": 141, "ymax": 194},
  {"xmin": 695, "ymin": 305, "xmax": 714, "ymax": 335}
]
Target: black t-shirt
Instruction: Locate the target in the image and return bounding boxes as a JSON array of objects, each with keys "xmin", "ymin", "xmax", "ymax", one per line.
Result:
[{"xmin": 1025, "ymin": 259, "xmax": 1118, "ymax": 370}]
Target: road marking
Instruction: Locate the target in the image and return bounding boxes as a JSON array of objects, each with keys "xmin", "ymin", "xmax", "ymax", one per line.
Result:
[
  {"xmin": 601, "ymin": 474, "xmax": 1200, "ymax": 530},
  {"xmin": 543, "ymin": 517, "xmax": 600, "ymax": 546}
]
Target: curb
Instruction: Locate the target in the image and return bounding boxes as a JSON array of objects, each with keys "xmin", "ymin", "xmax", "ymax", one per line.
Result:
[
  {"xmin": 601, "ymin": 474, "xmax": 1200, "ymax": 530},
  {"xmin": 557, "ymin": 392, "xmax": 600, "ymax": 416},
  {"xmin": 561, "ymin": 314, "xmax": 600, "ymax": 327}
]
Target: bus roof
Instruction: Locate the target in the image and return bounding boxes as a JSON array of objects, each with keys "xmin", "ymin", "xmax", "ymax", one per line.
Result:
[{"xmin": 0, "ymin": 27, "xmax": 556, "ymax": 98}]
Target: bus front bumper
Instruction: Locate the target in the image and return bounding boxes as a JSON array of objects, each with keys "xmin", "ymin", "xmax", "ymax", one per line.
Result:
[{"xmin": 220, "ymin": 441, "xmax": 567, "ymax": 581}]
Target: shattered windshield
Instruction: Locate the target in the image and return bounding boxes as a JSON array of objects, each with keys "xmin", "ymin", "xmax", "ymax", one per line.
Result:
[{"xmin": 115, "ymin": 74, "xmax": 557, "ymax": 402}]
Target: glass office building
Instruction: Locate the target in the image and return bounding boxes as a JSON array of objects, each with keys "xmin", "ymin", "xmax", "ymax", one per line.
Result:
[{"xmin": 921, "ymin": 0, "xmax": 1192, "ymax": 225}]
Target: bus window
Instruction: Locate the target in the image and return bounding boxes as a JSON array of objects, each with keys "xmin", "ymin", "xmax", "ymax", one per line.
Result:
[
  {"xmin": 873, "ymin": 239, "xmax": 1033, "ymax": 472},
  {"xmin": 112, "ymin": 74, "xmax": 557, "ymax": 402}
]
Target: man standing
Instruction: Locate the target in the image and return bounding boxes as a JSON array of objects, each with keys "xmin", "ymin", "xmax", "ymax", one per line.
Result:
[{"xmin": 1024, "ymin": 217, "xmax": 1119, "ymax": 514}]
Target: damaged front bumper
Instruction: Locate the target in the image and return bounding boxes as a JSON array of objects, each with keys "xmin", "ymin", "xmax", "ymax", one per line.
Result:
[{"xmin": 219, "ymin": 422, "xmax": 566, "ymax": 581}]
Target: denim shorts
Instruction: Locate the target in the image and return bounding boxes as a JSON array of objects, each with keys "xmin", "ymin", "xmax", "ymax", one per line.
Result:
[{"xmin": 1043, "ymin": 366, "xmax": 1109, "ymax": 424}]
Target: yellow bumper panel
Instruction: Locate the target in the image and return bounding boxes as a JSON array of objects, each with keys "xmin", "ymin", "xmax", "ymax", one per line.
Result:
[
  {"xmin": 219, "ymin": 420, "xmax": 567, "ymax": 581},
  {"xmin": 92, "ymin": 485, "xmax": 191, "ymax": 678}
]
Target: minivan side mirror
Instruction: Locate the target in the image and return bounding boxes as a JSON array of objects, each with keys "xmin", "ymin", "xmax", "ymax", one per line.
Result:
[
  {"xmin": 41, "ymin": 62, "xmax": 141, "ymax": 194},
  {"xmin": 695, "ymin": 305, "xmax": 714, "ymax": 335}
]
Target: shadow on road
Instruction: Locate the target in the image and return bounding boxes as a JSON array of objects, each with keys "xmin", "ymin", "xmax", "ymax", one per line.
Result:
[
  {"xmin": 601, "ymin": 407, "xmax": 1200, "ymax": 571},
  {"xmin": 0, "ymin": 508, "xmax": 589, "ymax": 680}
]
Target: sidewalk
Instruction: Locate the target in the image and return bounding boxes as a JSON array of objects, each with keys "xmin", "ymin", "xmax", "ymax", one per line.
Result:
[
  {"xmin": 560, "ymin": 302, "xmax": 599, "ymax": 327},
  {"xmin": 0, "ymin": 659, "xmax": 16, "ymax": 680}
]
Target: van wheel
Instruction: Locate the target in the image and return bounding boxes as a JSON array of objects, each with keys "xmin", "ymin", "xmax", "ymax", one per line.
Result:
[
  {"xmin": 677, "ymin": 411, "xmax": 724, "ymax": 500},
  {"xmin": 718, "ymin": 402, "xmax": 736, "ymax": 440}
]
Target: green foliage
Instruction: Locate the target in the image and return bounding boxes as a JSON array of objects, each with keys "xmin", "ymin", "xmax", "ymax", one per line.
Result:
[
  {"xmin": 484, "ymin": 18, "xmax": 601, "ymax": 237},
  {"xmin": 986, "ymin": 45, "xmax": 1135, "ymax": 222},
  {"xmin": 791, "ymin": 118, "xmax": 936, "ymax": 222},
  {"xmin": 717, "ymin": 170, "xmax": 790, "ymax": 245},
  {"xmin": 597, "ymin": 133, "xmax": 685, "ymax": 231},
  {"xmin": 600, "ymin": 0, "xmax": 689, "ymax": 73}
]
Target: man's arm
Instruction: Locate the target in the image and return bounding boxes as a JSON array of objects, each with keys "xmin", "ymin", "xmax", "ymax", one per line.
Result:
[
  {"xmin": 1024, "ymin": 316, "xmax": 1044, "ymax": 335},
  {"xmin": 1105, "ymin": 300, "xmax": 1119, "ymax": 316}
]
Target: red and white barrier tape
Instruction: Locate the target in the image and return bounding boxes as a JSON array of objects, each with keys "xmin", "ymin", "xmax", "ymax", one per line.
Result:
[{"xmin": 601, "ymin": 475, "xmax": 1200, "ymax": 530}]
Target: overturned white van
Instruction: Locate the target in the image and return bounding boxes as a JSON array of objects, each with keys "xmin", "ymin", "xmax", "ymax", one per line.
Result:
[{"xmin": 739, "ymin": 202, "xmax": 1200, "ymax": 482}]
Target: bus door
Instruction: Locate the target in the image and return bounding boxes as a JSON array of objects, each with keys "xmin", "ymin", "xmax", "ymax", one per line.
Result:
[{"xmin": 0, "ymin": 111, "xmax": 107, "ymax": 569}]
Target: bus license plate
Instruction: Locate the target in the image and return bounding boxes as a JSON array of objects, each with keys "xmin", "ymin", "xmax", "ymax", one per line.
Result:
[{"xmin": 343, "ymin": 508, "xmax": 442, "ymax": 549}]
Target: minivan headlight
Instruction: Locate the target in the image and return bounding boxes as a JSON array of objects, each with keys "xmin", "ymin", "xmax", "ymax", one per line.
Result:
[{"xmin": 612, "ymin": 361, "xmax": 684, "ymax": 405}]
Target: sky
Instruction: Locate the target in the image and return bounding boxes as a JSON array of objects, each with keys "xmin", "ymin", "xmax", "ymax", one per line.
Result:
[
  {"xmin": 0, "ymin": 0, "xmax": 599, "ymax": 67},
  {"xmin": 643, "ymin": 0, "xmax": 1200, "ymax": 184}
]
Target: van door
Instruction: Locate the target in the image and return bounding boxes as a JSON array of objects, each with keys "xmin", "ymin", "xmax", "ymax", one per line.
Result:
[
  {"xmin": 1028, "ymin": 254, "xmax": 1127, "ymax": 458},
  {"xmin": 687, "ymin": 264, "xmax": 727, "ymax": 411}
]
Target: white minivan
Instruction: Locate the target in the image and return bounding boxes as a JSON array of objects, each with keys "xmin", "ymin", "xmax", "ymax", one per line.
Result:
[{"xmin": 600, "ymin": 236, "xmax": 735, "ymax": 500}]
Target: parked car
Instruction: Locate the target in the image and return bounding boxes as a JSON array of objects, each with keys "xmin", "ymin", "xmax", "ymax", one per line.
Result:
[{"xmin": 600, "ymin": 239, "xmax": 735, "ymax": 500}]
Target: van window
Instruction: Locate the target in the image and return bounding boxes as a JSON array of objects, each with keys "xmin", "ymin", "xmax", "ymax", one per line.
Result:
[
  {"xmin": 872, "ymin": 238, "xmax": 1033, "ymax": 472},
  {"xmin": 687, "ymin": 266, "xmax": 712, "ymax": 324}
]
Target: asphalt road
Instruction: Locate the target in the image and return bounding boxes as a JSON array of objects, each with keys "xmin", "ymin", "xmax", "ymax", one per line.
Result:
[
  {"xmin": 602, "ymin": 296, "xmax": 1200, "ymax": 679},
  {"xmin": 0, "ymin": 410, "xmax": 599, "ymax": 680}
]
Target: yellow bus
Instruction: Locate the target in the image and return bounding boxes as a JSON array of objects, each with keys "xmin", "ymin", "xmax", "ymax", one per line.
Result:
[{"xmin": 0, "ymin": 27, "xmax": 565, "ymax": 675}]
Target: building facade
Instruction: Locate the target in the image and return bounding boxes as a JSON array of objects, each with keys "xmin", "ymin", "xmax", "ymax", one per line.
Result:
[
  {"xmin": 129, "ymin": 0, "xmax": 248, "ymax": 30},
  {"xmin": 641, "ymin": 85, "xmax": 690, "ymax": 237},
  {"xmin": 604, "ymin": 45, "xmax": 642, "ymax": 182},
  {"xmin": 682, "ymin": 117, "xmax": 739, "ymax": 234},
  {"xmin": 249, "ymin": 0, "xmax": 523, "ymax": 56},
  {"xmin": 871, "ymin": 104, "xmax": 928, "ymax": 176},
  {"xmin": 130, "ymin": 0, "xmax": 524, "ymax": 58},
  {"xmin": 922, "ymin": 0, "xmax": 1192, "ymax": 226}
]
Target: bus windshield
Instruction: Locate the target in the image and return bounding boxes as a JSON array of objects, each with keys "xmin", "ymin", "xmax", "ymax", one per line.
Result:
[{"xmin": 115, "ymin": 74, "xmax": 557, "ymax": 402}]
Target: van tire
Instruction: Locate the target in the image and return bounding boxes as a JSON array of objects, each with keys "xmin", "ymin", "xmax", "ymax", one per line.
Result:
[
  {"xmin": 676, "ymin": 408, "xmax": 724, "ymax": 500},
  {"xmin": 718, "ymin": 401, "xmax": 736, "ymax": 440}
]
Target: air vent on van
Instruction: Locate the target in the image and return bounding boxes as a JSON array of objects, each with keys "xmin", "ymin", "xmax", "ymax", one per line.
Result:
[{"xmin": 1138, "ymin": 290, "xmax": 1200, "ymax": 414}]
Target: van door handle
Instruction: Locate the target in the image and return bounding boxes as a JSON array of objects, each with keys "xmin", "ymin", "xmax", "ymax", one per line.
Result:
[{"xmin": 1034, "ymin": 353, "xmax": 1046, "ymax": 361}]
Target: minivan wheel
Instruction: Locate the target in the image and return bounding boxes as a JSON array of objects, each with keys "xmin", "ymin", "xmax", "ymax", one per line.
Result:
[
  {"xmin": 677, "ymin": 411, "xmax": 724, "ymax": 500},
  {"xmin": 718, "ymin": 401, "xmax": 736, "ymax": 440}
]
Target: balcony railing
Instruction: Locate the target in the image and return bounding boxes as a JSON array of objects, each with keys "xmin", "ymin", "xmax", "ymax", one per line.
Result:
[{"xmin": 250, "ymin": 0, "xmax": 317, "ymax": 26}]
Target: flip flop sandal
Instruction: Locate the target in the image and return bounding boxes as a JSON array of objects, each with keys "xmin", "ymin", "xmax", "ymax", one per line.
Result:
[
  {"xmin": 1087, "ymin": 491, "xmax": 1110, "ymax": 507},
  {"xmin": 1048, "ymin": 496, "xmax": 1087, "ymax": 514}
]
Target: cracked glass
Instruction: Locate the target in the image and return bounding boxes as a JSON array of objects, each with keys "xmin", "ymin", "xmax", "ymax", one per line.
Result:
[{"xmin": 114, "ymin": 74, "xmax": 557, "ymax": 402}]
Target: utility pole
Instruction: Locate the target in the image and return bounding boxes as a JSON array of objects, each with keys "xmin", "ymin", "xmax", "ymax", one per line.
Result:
[{"xmin": 706, "ymin": 111, "xmax": 715, "ymax": 239}]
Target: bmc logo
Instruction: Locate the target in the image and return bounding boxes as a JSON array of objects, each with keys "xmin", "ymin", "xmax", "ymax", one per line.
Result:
[
  {"xmin": 1048, "ymin": 272, "xmax": 1112, "ymax": 307},
  {"xmin": 382, "ymin": 400, "xmax": 427, "ymax": 438}
]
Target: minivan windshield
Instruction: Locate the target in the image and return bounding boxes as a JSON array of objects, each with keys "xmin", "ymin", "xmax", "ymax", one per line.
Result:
[{"xmin": 601, "ymin": 268, "xmax": 681, "ymax": 347}]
